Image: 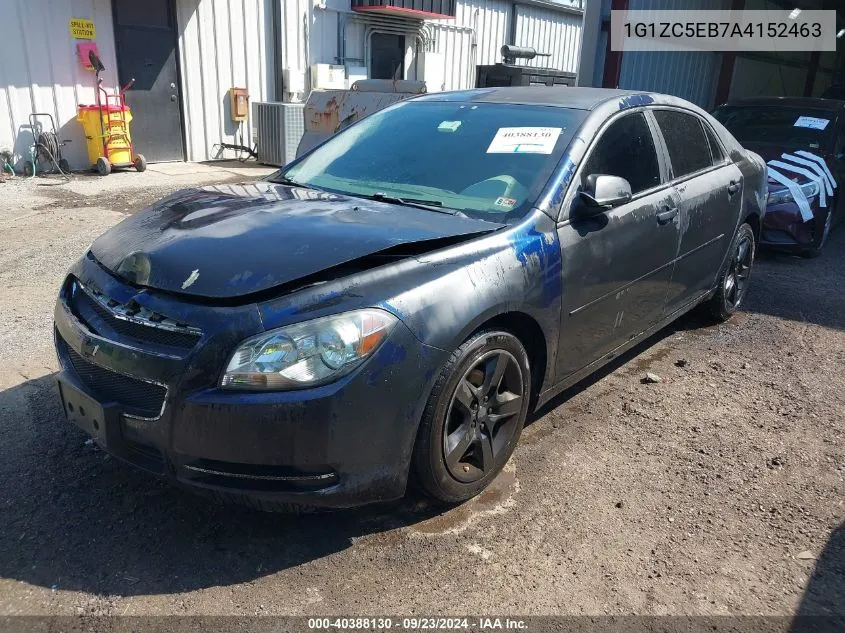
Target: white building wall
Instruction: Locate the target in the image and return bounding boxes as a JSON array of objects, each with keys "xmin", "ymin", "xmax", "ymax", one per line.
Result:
[
  {"xmin": 0, "ymin": 0, "xmax": 120, "ymax": 170},
  {"xmin": 0, "ymin": 0, "xmax": 275, "ymax": 169},
  {"xmin": 281, "ymin": 0, "xmax": 313, "ymax": 73},
  {"xmin": 424, "ymin": 0, "xmax": 583, "ymax": 91},
  {"xmin": 176, "ymin": 0, "xmax": 276, "ymax": 162},
  {"xmin": 512, "ymin": 4, "xmax": 582, "ymax": 74},
  {"xmin": 289, "ymin": 0, "xmax": 583, "ymax": 95},
  {"xmin": 1, "ymin": 0, "xmax": 583, "ymax": 169},
  {"xmin": 448, "ymin": 0, "xmax": 511, "ymax": 67}
]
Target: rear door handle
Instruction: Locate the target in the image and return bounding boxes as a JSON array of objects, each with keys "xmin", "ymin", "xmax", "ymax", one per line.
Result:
[
  {"xmin": 657, "ymin": 207, "xmax": 679, "ymax": 225},
  {"xmin": 728, "ymin": 180, "xmax": 741, "ymax": 195}
]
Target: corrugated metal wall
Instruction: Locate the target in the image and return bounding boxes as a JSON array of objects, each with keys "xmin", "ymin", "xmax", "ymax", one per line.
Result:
[
  {"xmin": 449, "ymin": 0, "xmax": 511, "ymax": 67},
  {"xmin": 619, "ymin": 50, "xmax": 719, "ymax": 108},
  {"xmin": 0, "ymin": 0, "xmax": 583, "ymax": 169},
  {"xmin": 0, "ymin": 0, "xmax": 120, "ymax": 170},
  {"xmin": 176, "ymin": 0, "xmax": 275, "ymax": 162},
  {"xmin": 281, "ymin": 0, "xmax": 312, "ymax": 72},
  {"xmin": 512, "ymin": 4, "xmax": 581, "ymax": 74},
  {"xmin": 277, "ymin": 0, "xmax": 582, "ymax": 96},
  {"xmin": 0, "ymin": 0, "xmax": 275, "ymax": 168},
  {"xmin": 616, "ymin": 0, "xmax": 724, "ymax": 108},
  {"xmin": 428, "ymin": 0, "xmax": 583, "ymax": 89}
]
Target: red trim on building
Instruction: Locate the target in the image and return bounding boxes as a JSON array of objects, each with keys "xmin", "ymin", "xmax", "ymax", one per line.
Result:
[
  {"xmin": 714, "ymin": 0, "xmax": 745, "ymax": 106},
  {"xmin": 601, "ymin": 0, "xmax": 627, "ymax": 88},
  {"xmin": 714, "ymin": 53, "xmax": 736, "ymax": 106},
  {"xmin": 351, "ymin": 5, "xmax": 455, "ymax": 19}
]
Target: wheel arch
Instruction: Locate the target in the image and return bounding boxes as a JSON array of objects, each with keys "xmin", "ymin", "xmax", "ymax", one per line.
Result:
[
  {"xmin": 743, "ymin": 210, "xmax": 761, "ymax": 243},
  {"xmin": 466, "ymin": 310, "xmax": 549, "ymax": 411}
]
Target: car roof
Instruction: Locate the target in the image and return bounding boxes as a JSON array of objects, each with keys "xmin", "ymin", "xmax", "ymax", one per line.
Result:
[
  {"xmin": 719, "ymin": 96, "xmax": 845, "ymax": 111},
  {"xmin": 414, "ymin": 87, "xmax": 658, "ymax": 111}
]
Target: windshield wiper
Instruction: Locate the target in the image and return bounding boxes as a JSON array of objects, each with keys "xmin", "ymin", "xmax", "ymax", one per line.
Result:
[
  {"xmin": 268, "ymin": 174, "xmax": 302, "ymax": 186},
  {"xmin": 361, "ymin": 192, "xmax": 456, "ymax": 215}
]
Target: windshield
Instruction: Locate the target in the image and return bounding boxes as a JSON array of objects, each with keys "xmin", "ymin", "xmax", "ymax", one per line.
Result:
[
  {"xmin": 821, "ymin": 86, "xmax": 845, "ymax": 101},
  {"xmin": 712, "ymin": 105, "xmax": 836, "ymax": 151},
  {"xmin": 275, "ymin": 100, "xmax": 587, "ymax": 221}
]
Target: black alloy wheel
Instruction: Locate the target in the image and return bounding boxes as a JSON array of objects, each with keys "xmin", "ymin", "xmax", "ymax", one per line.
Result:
[
  {"xmin": 705, "ymin": 222, "xmax": 756, "ymax": 322},
  {"xmin": 443, "ymin": 349, "xmax": 525, "ymax": 483},
  {"xmin": 724, "ymin": 230, "xmax": 754, "ymax": 311},
  {"xmin": 413, "ymin": 330, "xmax": 532, "ymax": 503}
]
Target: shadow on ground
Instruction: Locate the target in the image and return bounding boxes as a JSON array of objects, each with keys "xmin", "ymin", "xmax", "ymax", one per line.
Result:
[
  {"xmin": 744, "ymin": 229, "xmax": 845, "ymax": 331},
  {"xmin": 791, "ymin": 521, "xmax": 845, "ymax": 629},
  {"xmin": 0, "ymin": 374, "xmax": 443, "ymax": 597}
]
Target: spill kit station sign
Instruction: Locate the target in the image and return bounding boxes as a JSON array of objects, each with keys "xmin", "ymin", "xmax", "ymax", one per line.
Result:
[{"xmin": 70, "ymin": 18, "xmax": 96, "ymax": 40}]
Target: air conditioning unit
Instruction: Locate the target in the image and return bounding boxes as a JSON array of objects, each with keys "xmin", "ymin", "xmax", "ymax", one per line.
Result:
[{"xmin": 252, "ymin": 101, "xmax": 305, "ymax": 167}]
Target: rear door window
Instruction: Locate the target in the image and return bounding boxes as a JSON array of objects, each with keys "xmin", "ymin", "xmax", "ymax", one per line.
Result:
[
  {"xmin": 654, "ymin": 110, "xmax": 713, "ymax": 178},
  {"xmin": 702, "ymin": 122, "xmax": 726, "ymax": 165},
  {"xmin": 580, "ymin": 112, "xmax": 662, "ymax": 195}
]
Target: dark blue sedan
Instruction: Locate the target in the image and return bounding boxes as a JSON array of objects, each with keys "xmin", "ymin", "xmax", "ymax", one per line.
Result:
[{"xmin": 54, "ymin": 87, "xmax": 767, "ymax": 509}]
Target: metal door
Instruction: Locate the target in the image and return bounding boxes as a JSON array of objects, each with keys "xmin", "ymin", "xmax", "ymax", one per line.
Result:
[{"xmin": 112, "ymin": 0, "xmax": 185, "ymax": 162}]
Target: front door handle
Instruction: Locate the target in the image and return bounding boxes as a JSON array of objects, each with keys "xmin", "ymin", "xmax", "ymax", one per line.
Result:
[
  {"xmin": 728, "ymin": 180, "xmax": 741, "ymax": 195},
  {"xmin": 657, "ymin": 207, "xmax": 679, "ymax": 224}
]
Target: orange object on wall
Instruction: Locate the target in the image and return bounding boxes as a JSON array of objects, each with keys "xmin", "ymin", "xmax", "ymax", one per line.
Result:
[{"xmin": 230, "ymin": 88, "xmax": 249, "ymax": 122}]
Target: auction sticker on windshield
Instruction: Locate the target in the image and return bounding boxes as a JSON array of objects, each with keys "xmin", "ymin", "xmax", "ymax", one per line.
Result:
[
  {"xmin": 793, "ymin": 116, "xmax": 830, "ymax": 130},
  {"xmin": 487, "ymin": 127, "xmax": 562, "ymax": 154}
]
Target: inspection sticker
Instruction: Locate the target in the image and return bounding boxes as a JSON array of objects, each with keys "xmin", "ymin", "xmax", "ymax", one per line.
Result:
[
  {"xmin": 487, "ymin": 127, "xmax": 561, "ymax": 154},
  {"xmin": 794, "ymin": 116, "xmax": 830, "ymax": 130},
  {"xmin": 494, "ymin": 196, "xmax": 517, "ymax": 208},
  {"xmin": 438, "ymin": 120, "xmax": 462, "ymax": 132}
]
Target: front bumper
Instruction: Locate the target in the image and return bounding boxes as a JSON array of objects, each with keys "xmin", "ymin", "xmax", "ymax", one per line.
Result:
[
  {"xmin": 760, "ymin": 200, "xmax": 825, "ymax": 251},
  {"xmin": 53, "ymin": 257, "xmax": 442, "ymax": 509}
]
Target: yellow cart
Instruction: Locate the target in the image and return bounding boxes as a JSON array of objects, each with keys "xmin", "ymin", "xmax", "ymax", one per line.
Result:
[{"xmin": 77, "ymin": 54, "xmax": 146, "ymax": 176}]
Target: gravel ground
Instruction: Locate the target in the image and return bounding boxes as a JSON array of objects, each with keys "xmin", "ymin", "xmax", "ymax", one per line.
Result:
[{"xmin": 0, "ymin": 171, "xmax": 842, "ymax": 617}]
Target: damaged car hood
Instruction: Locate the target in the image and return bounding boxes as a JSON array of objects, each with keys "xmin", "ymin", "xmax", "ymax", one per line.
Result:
[{"xmin": 90, "ymin": 182, "xmax": 504, "ymax": 299}]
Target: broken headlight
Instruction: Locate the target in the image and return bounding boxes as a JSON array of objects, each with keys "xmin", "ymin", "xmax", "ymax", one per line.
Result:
[
  {"xmin": 767, "ymin": 180, "xmax": 819, "ymax": 206},
  {"xmin": 220, "ymin": 309, "xmax": 397, "ymax": 391}
]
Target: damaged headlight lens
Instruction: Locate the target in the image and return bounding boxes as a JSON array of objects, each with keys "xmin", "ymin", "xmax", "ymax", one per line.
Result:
[
  {"xmin": 221, "ymin": 309, "xmax": 397, "ymax": 390},
  {"xmin": 767, "ymin": 180, "xmax": 819, "ymax": 206}
]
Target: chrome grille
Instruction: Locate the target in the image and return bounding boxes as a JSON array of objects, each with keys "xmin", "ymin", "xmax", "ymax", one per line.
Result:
[{"xmin": 68, "ymin": 279, "xmax": 201, "ymax": 352}]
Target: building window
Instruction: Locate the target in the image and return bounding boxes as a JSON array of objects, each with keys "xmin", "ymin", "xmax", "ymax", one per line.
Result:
[{"xmin": 371, "ymin": 33, "xmax": 405, "ymax": 80}]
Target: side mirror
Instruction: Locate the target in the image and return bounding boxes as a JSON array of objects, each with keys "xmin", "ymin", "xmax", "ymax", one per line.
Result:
[{"xmin": 579, "ymin": 174, "xmax": 632, "ymax": 209}]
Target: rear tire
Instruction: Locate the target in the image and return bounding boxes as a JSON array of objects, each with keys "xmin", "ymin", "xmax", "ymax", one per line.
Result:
[
  {"xmin": 412, "ymin": 330, "xmax": 531, "ymax": 504},
  {"xmin": 133, "ymin": 154, "xmax": 147, "ymax": 172},
  {"xmin": 704, "ymin": 222, "xmax": 756, "ymax": 322},
  {"xmin": 96, "ymin": 157, "xmax": 111, "ymax": 176}
]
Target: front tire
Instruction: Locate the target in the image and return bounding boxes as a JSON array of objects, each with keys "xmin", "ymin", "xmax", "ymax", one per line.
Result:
[
  {"xmin": 704, "ymin": 222, "xmax": 756, "ymax": 322},
  {"xmin": 412, "ymin": 330, "xmax": 531, "ymax": 504}
]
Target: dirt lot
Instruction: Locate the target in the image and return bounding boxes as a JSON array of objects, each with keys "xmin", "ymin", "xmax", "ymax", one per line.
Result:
[{"xmin": 0, "ymin": 169, "xmax": 842, "ymax": 618}]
